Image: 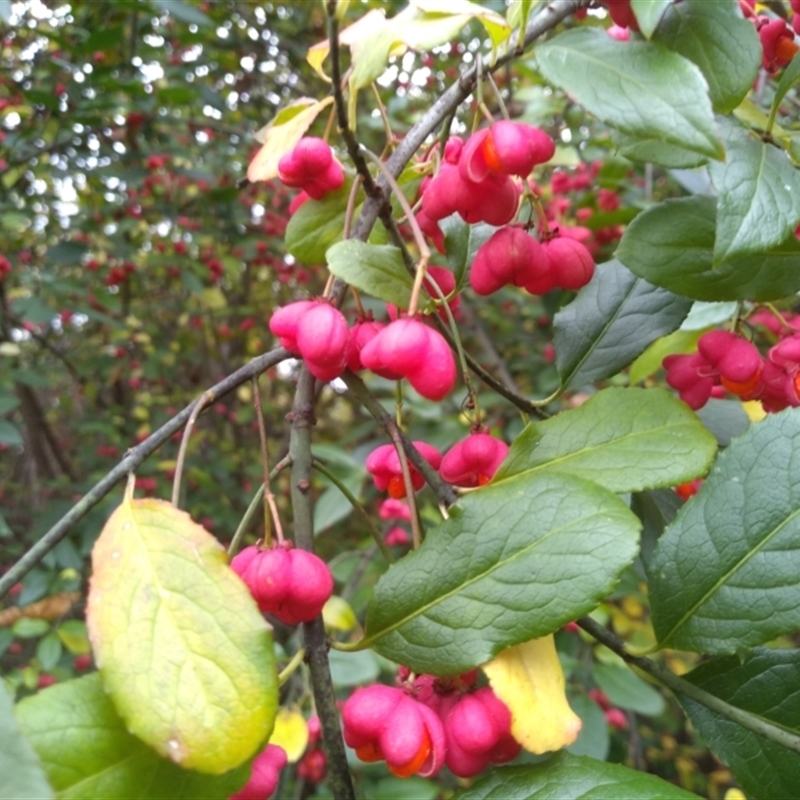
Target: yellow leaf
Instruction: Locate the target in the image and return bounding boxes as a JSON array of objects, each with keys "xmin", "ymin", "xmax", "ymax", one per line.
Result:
[
  {"xmin": 269, "ymin": 707, "xmax": 309, "ymax": 763},
  {"xmin": 482, "ymin": 636, "xmax": 582, "ymax": 754},
  {"xmin": 247, "ymin": 97, "xmax": 334, "ymax": 183},
  {"xmin": 322, "ymin": 595, "xmax": 358, "ymax": 632}
]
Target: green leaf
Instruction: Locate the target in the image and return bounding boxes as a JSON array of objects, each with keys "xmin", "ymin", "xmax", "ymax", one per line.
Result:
[
  {"xmin": 770, "ymin": 52, "xmax": 800, "ymax": 124},
  {"xmin": 441, "ymin": 215, "xmax": 497, "ymax": 291},
  {"xmin": 616, "ymin": 195, "xmax": 800, "ymax": 301},
  {"xmin": 86, "ymin": 498, "xmax": 277, "ymax": 774},
  {"xmin": 362, "ymin": 472, "xmax": 640, "ymax": 675},
  {"xmin": 35, "ymin": 633, "xmax": 63, "ymax": 672},
  {"xmin": 325, "ymin": 240, "xmax": 413, "ymax": 307},
  {"xmin": 494, "ymin": 388, "xmax": 717, "ymax": 494},
  {"xmin": 0, "ymin": 682, "xmax": 53, "ymax": 800},
  {"xmin": 553, "ymin": 259, "xmax": 692, "ymax": 390},
  {"xmin": 653, "ymin": 0, "xmax": 760, "ymax": 113},
  {"xmin": 677, "ymin": 648, "xmax": 800, "ymax": 800},
  {"xmin": 593, "ymin": 663, "xmax": 665, "ymax": 716},
  {"xmin": 614, "ymin": 132, "xmax": 708, "ymax": 169},
  {"xmin": 454, "ymin": 752, "xmax": 701, "ymax": 798},
  {"xmin": 285, "ymin": 183, "xmax": 352, "ymax": 264},
  {"xmin": 650, "ymin": 410, "xmax": 800, "ymax": 652},
  {"xmin": 151, "ymin": 0, "xmax": 213, "ymax": 27},
  {"xmin": 709, "ymin": 122, "xmax": 800, "ymax": 262},
  {"xmin": 630, "ymin": 0, "xmax": 672, "ymax": 39},
  {"xmin": 535, "ymin": 28, "xmax": 724, "ymax": 161},
  {"xmin": 15, "ymin": 675, "xmax": 250, "ymax": 800},
  {"xmin": 0, "ymin": 420, "xmax": 23, "ymax": 447}
]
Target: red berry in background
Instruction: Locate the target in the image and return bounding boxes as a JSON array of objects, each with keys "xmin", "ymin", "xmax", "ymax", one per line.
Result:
[
  {"xmin": 342, "ymin": 684, "xmax": 446, "ymax": 778},
  {"xmin": 440, "ymin": 433, "xmax": 509, "ymax": 487},
  {"xmin": 366, "ymin": 441, "xmax": 442, "ymax": 499},
  {"xmin": 229, "ymin": 744, "xmax": 287, "ymax": 800},
  {"xmin": 469, "ymin": 227, "xmax": 548, "ymax": 296},
  {"xmin": 756, "ymin": 16, "xmax": 799, "ymax": 73},
  {"xmin": 231, "ymin": 544, "xmax": 334, "ymax": 625},
  {"xmin": 541, "ymin": 234, "xmax": 595, "ymax": 292},
  {"xmin": 278, "ymin": 137, "xmax": 344, "ymax": 200},
  {"xmin": 359, "ymin": 317, "xmax": 456, "ymax": 401}
]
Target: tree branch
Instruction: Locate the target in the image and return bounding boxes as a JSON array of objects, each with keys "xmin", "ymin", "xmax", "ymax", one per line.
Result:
[
  {"xmin": 0, "ymin": 347, "xmax": 291, "ymax": 600},
  {"xmin": 578, "ymin": 616, "xmax": 800, "ymax": 756}
]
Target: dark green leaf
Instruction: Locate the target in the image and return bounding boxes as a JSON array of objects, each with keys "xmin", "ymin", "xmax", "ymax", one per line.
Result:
[
  {"xmin": 553, "ymin": 260, "xmax": 692, "ymax": 390},
  {"xmin": 15, "ymin": 675, "xmax": 249, "ymax": 800},
  {"xmin": 616, "ymin": 195, "xmax": 800, "ymax": 301},
  {"xmin": 454, "ymin": 752, "xmax": 701, "ymax": 798},
  {"xmin": 653, "ymin": 0, "xmax": 760, "ymax": 113},
  {"xmin": 325, "ymin": 240, "xmax": 413, "ymax": 307},
  {"xmin": 631, "ymin": 0, "xmax": 672, "ymax": 38},
  {"xmin": 677, "ymin": 648, "xmax": 800, "ymax": 800},
  {"xmin": 650, "ymin": 410, "xmax": 800, "ymax": 652},
  {"xmin": 0, "ymin": 420, "xmax": 23, "ymax": 447},
  {"xmin": 441, "ymin": 214, "xmax": 497, "ymax": 290},
  {"xmin": 363, "ymin": 472, "xmax": 639, "ymax": 675},
  {"xmin": 152, "ymin": 0, "xmax": 213, "ymax": 27},
  {"xmin": 285, "ymin": 184, "xmax": 351, "ymax": 264},
  {"xmin": 535, "ymin": 28, "xmax": 723, "ymax": 161},
  {"xmin": 494, "ymin": 388, "xmax": 717, "ymax": 494},
  {"xmin": 709, "ymin": 123, "xmax": 800, "ymax": 262},
  {"xmin": 1, "ymin": 683, "xmax": 53, "ymax": 800},
  {"xmin": 593, "ymin": 663, "xmax": 664, "ymax": 716}
]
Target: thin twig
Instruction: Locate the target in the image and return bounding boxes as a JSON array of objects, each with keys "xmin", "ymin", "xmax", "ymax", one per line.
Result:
[
  {"xmin": 0, "ymin": 347, "xmax": 291, "ymax": 600},
  {"xmin": 578, "ymin": 616, "xmax": 800, "ymax": 756},
  {"xmin": 171, "ymin": 390, "xmax": 215, "ymax": 507}
]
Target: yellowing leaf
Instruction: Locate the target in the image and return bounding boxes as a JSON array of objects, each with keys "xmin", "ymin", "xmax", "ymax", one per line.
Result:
[
  {"xmin": 269, "ymin": 707, "xmax": 309, "ymax": 762},
  {"xmin": 86, "ymin": 498, "xmax": 278, "ymax": 774},
  {"xmin": 482, "ymin": 635, "xmax": 582, "ymax": 754},
  {"xmin": 322, "ymin": 595, "xmax": 358, "ymax": 632},
  {"xmin": 247, "ymin": 97, "xmax": 334, "ymax": 183}
]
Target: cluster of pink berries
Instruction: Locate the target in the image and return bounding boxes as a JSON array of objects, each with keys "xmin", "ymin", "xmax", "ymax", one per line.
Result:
[
  {"xmin": 269, "ymin": 301, "xmax": 457, "ymax": 401},
  {"xmin": 278, "ymin": 137, "xmax": 344, "ymax": 203},
  {"xmin": 741, "ymin": 1, "xmax": 800, "ymax": 73},
  {"xmin": 230, "ymin": 541, "xmax": 334, "ymax": 625},
  {"xmin": 342, "ymin": 669, "xmax": 520, "ymax": 779},
  {"xmin": 664, "ymin": 315, "xmax": 800, "ymax": 413},
  {"xmin": 366, "ymin": 431, "xmax": 509, "ymax": 499}
]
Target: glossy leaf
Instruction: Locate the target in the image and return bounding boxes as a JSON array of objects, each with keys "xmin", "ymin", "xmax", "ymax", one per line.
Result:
[
  {"xmin": 441, "ymin": 214, "xmax": 497, "ymax": 290},
  {"xmin": 653, "ymin": 0, "xmax": 760, "ymax": 113},
  {"xmin": 363, "ymin": 471, "xmax": 639, "ymax": 675},
  {"xmin": 494, "ymin": 388, "xmax": 717, "ymax": 494},
  {"xmin": 535, "ymin": 28, "xmax": 723, "ymax": 161},
  {"xmin": 86, "ymin": 498, "xmax": 277, "ymax": 774},
  {"xmin": 630, "ymin": 0, "xmax": 672, "ymax": 38},
  {"xmin": 616, "ymin": 195, "xmax": 800, "ymax": 301},
  {"xmin": 1, "ymin": 682, "xmax": 53, "ymax": 800},
  {"xmin": 650, "ymin": 411, "xmax": 800, "ymax": 652},
  {"xmin": 454, "ymin": 752, "xmax": 701, "ymax": 799},
  {"xmin": 709, "ymin": 122, "xmax": 800, "ymax": 262},
  {"xmin": 326, "ymin": 240, "xmax": 413, "ymax": 307},
  {"xmin": 553, "ymin": 260, "xmax": 692, "ymax": 390},
  {"xmin": 593, "ymin": 663, "xmax": 664, "ymax": 716},
  {"xmin": 677, "ymin": 649, "xmax": 800, "ymax": 800},
  {"xmin": 15, "ymin": 675, "xmax": 249, "ymax": 800}
]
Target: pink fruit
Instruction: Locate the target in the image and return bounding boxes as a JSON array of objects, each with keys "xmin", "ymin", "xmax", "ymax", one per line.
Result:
[
  {"xmin": 470, "ymin": 227, "xmax": 548, "ymax": 296},
  {"xmin": 440, "ymin": 433, "xmax": 509, "ymax": 487},
  {"xmin": 359, "ymin": 318, "xmax": 456, "ymax": 401},
  {"xmin": 366, "ymin": 441, "xmax": 442, "ymax": 499}
]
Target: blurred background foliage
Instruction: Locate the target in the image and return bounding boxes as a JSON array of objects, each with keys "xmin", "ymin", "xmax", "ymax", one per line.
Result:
[{"xmin": 0, "ymin": 1, "xmax": 741, "ymax": 797}]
